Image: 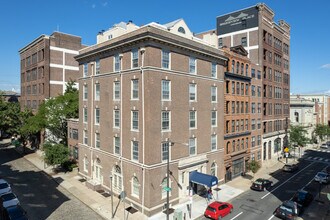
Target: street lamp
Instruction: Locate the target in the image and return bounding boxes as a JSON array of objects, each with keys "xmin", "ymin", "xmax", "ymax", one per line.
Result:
[
  {"xmin": 165, "ymin": 141, "xmax": 174, "ymax": 220},
  {"xmin": 109, "ymin": 174, "xmax": 114, "ymax": 218}
]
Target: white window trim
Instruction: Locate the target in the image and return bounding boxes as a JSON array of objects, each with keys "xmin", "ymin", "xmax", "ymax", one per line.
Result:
[
  {"xmin": 161, "ymin": 111, "xmax": 171, "ymax": 132},
  {"xmin": 131, "ymin": 111, "xmax": 139, "ymax": 131},
  {"xmin": 189, "ymin": 110, "xmax": 197, "ymax": 129},
  {"xmin": 131, "ymin": 49, "xmax": 139, "ymax": 69},
  {"xmin": 95, "ymin": 108, "xmax": 100, "ymax": 125},
  {"xmin": 189, "ymin": 57, "xmax": 197, "ymax": 74},
  {"xmin": 211, "ymin": 62, "xmax": 217, "ymax": 78},
  {"xmin": 131, "ymin": 177, "xmax": 140, "ymax": 198},
  {"xmin": 161, "ymin": 80, "xmax": 171, "ymax": 101},
  {"xmin": 113, "ymin": 81, "xmax": 120, "ymax": 100},
  {"xmin": 211, "ymin": 111, "xmax": 217, "ymax": 127},
  {"xmin": 114, "ymin": 136, "xmax": 121, "ymax": 155},
  {"xmin": 132, "ymin": 141, "xmax": 139, "ymax": 162},
  {"xmin": 189, "ymin": 138, "xmax": 197, "ymax": 156},
  {"xmin": 211, "ymin": 86, "xmax": 217, "ymax": 103},
  {"xmin": 83, "ymin": 157, "xmax": 89, "ymax": 173},
  {"xmin": 189, "ymin": 83, "xmax": 197, "ymax": 102},
  {"xmin": 95, "ymin": 132, "xmax": 100, "ymax": 148},
  {"xmin": 131, "ymin": 79, "xmax": 139, "ymax": 100},
  {"xmin": 161, "ymin": 50, "xmax": 171, "ymax": 69},
  {"xmin": 113, "ymin": 110, "xmax": 120, "ymax": 128},
  {"xmin": 211, "ymin": 134, "xmax": 217, "ymax": 151},
  {"xmin": 95, "ymin": 83, "xmax": 100, "ymax": 101},
  {"xmin": 83, "ymin": 108, "xmax": 88, "ymax": 124},
  {"xmin": 83, "ymin": 85, "xmax": 88, "ymax": 101}
]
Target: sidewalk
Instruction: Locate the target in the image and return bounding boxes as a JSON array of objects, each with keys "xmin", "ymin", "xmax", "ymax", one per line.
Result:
[{"xmin": 13, "ymin": 144, "xmax": 321, "ymax": 220}]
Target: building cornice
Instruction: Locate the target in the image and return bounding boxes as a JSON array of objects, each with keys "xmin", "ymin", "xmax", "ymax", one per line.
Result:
[{"xmin": 19, "ymin": 34, "xmax": 49, "ymax": 53}]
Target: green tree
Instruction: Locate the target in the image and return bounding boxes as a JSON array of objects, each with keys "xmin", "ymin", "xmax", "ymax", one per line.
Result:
[
  {"xmin": 289, "ymin": 124, "xmax": 310, "ymax": 148},
  {"xmin": 247, "ymin": 160, "xmax": 261, "ymax": 180},
  {"xmin": 0, "ymin": 96, "xmax": 21, "ymax": 136},
  {"xmin": 313, "ymin": 124, "xmax": 330, "ymax": 142},
  {"xmin": 43, "ymin": 142, "xmax": 69, "ymax": 166}
]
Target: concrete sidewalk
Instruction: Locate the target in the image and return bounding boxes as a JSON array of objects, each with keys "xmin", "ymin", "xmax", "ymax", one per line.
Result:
[{"xmin": 13, "ymin": 143, "xmax": 323, "ymax": 220}]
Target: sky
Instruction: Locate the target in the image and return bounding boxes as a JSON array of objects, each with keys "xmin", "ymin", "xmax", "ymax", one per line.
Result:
[{"xmin": 0, "ymin": 0, "xmax": 329, "ymax": 95}]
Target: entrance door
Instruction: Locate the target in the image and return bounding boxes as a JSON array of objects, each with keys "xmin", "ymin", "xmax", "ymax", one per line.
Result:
[{"xmin": 232, "ymin": 158, "xmax": 244, "ymax": 178}]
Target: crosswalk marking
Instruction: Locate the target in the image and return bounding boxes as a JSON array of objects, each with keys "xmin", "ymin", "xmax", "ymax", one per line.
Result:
[{"xmin": 303, "ymin": 156, "xmax": 330, "ymax": 163}]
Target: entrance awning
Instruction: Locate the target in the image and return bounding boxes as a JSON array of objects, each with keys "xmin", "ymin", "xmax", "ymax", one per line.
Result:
[{"xmin": 189, "ymin": 171, "xmax": 218, "ymax": 187}]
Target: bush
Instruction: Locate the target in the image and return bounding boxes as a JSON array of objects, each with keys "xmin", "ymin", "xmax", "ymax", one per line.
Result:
[
  {"xmin": 61, "ymin": 160, "xmax": 77, "ymax": 172},
  {"xmin": 43, "ymin": 142, "xmax": 69, "ymax": 166}
]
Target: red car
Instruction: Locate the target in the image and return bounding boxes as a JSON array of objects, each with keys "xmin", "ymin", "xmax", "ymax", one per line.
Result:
[{"xmin": 204, "ymin": 201, "xmax": 233, "ymax": 219}]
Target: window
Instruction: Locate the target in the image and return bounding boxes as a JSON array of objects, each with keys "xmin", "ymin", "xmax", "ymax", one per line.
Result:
[
  {"xmin": 257, "ymin": 70, "xmax": 261, "ymax": 79},
  {"xmin": 258, "ymin": 103, "xmax": 261, "ymax": 113},
  {"xmin": 95, "ymin": 133, "xmax": 100, "ymax": 148},
  {"xmin": 132, "ymin": 111, "xmax": 139, "ymax": 130},
  {"xmin": 252, "ymin": 119, "xmax": 256, "ymax": 130},
  {"xmin": 114, "ymin": 136, "xmax": 120, "ymax": 155},
  {"xmin": 83, "ymin": 130, "xmax": 88, "ymax": 145},
  {"xmin": 231, "ymin": 60, "xmax": 235, "ymax": 73},
  {"xmin": 95, "ymin": 59, "xmax": 100, "ymax": 75},
  {"xmin": 257, "ymin": 135, "xmax": 261, "ymax": 145},
  {"xmin": 241, "ymin": 83, "xmax": 244, "ymax": 95},
  {"xmin": 162, "ymin": 80, "xmax": 170, "ymax": 101},
  {"xmin": 189, "ymin": 138, "xmax": 196, "ymax": 155},
  {"xmin": 246, "ymin": 138, "xmax": 249, "ymax": 149},
  {"xmin": 95, "ymin": 108, "xmax": 100, "ymax": 125},
  {"xmin": 211, "ymin": 86, "xmax": 217, "ymax": 102},
  {"xmin": 95, "ymin": 83, "xmax": 100, "ymax": 101},
  {"xmin": 236, "ymin": 61, "xmax": 240, "ymax": 74},
  {"xmin": 252, "ymin": 136, "xmax": 256, "ymax": 147},
  {"xmin": 83, "ymin": 85, "xmax": 88, "ymax": 100},
  {"xmin": 162, "ymin": 142, "xmax": 169, "ymax": 162},
  {"xmin": 218, "ymin": 38, "xmax": 223, "ymax": 48},
  {"xmin": 211, "ymin": 63, "xmax": 217, "ymax": 78},
  {"xmin": 231, "ymin": 121, "xmax": 235, "ymax": 132},
  {"xmin": 251, "ymin": 85, "xmax": 256, "ymax": 96},
  {"xmin": 211, "ymin": 135, "xmax": 217, "ymax": 150},
  {"xmin": 245, "ymin": 84, "xmax": 249, "ymax": 95},
  {"xmin": 114, "ymin": 54, "xmax": 121, "ymax": 71},
  {"xmin": 131, "ymin": 79, "xmax": 139, "ymax": 99},
  {"xmin": 189, "ymin": 111, "xmax": 196, "ymax": 129},
  {"xmin": 294, "ymin": 112, "xmax": 299, "ymax": 122},
  {"xmin": 241, "ymin": 37, "xmax": 247, "ymax": 47},
  {"xmin": 178, "ymin": 27, "xmax": 186, "ymax": 34},
  {"xmin": 83, "ymin": 107, "xmax": 88, "ymax": 123},
  {"xmin": 251, "ymin": 103, "xmax": 256, "ymax": 114},
  {"xmin": 83, "ymin": 63, "xmax": 88, "ymax": 77},
  {"xmin": 232, "ymin": 101, "xmax": 235, "ymax": 114},
  {"xmin": 114, "ymin": 81, "xmax": 120, "ymax": 100},
  {"xmin": 132, "ymin": 141, "xmax": 139, "ymax": 161},
  {"xmin": 245, "ymin": 64, "xmax": 249, "ymax": 76},
  {"xmin": 114, "ymin": 110, "xmax": 120, "ymax": 128},
  {"xmin": 211, "ymin": 163, "xmax": 217, "ymax": 176},
  {"xmin": 162, "ymin": 50, "xmax": 170, "ymax": 69},
  {"xmin": 189, "ymin": 57, "xmax": 196, "ymax": 74},
  {"xmin": 132, "ymin": 177, "xmax": 139, "ymax": 197},
  {"xmin": 232, "ymin": 81, "xmax": 235, "ymax": 94},
  {"xmin": 189, "ymin": 83, "xmax": 196, "ymax": 101},
  {"xmin": 257, "ymin": 86, "xmax": 261, "ymax": 97},
  {"xmin": 236, "ymin": 82, "xmax": 240, "ymax": 94},
  {"xmin": 251, "ymin": 69, "xmax": 255, "ymax": 78},
  {"xmin": 162, "ymin": 111, "xmax": 170, "ymax": 131},
  {"xmin": 83, "ymin": 157, "xmax": 89, "ymax": 172},
  {"xmin": 132, "ymin": 49, "xmax": 139, "ymax": 68},
  {"xmin": 211, "ymin": 111, "xmax": 217, "ymax": 127}
]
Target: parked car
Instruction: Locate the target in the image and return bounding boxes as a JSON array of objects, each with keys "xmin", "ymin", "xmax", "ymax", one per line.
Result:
[
  {"xmin": 204, "ymin": 201, "xmax": 233, "ymax": 220},
  {"xmin": 250, "ymin": 178, "xmax": 273, "ymax": 191},
  {"xmin": 314, "ymin": 171, "xmax": 329, "ymax": 184},
  {"xmin": 0, "ymin": 179, "xmax": 11, "ymax": 196},
  {"xmin": 291, "ymin": 189, "xmax": 314, "ymax": 208},
  {"xmin": 282, "ymin": 164, "xmax": 299, "ymax": 172},
  {"xmin": 320, "ymin": 143, "xmax": 328, "ymax": 149},
  {"xmin": 1, "ymin": 204, "xmax": 28, "ymax": 220},
  {"xmin": 0, "ymin": 192, "xmax": 19, "ymax": 209},
  {"xmin": 274, "ymin": 200, "xmax": 301, "ymax": 220}
]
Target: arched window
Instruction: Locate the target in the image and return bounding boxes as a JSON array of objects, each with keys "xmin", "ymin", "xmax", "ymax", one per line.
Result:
[
  {"xmin": 241, "ymin": 138, "xmax": 244, "ymax": 150},
  {"xmin": 226, "ymin": 141, "xmax": 230, "ymax": 154},
  {"xmin": 232, "ymin": 140, "xmax": 236, "ymax": 152},
  {"xmin": 132, "ymin": 176, "xmax": 140, "ymax": 198},
  {"xmin": 232, "ymin": 60, "xmax": 235, "ymax": 73},
  {"xmin": 237, "ymin": 139, "xmax": 240, "ymax": 151},
  {"xmin": 241, "ymin": 63, "xmax": 244, "ymax": 75},
  {"xmin": 245, "ymin": 64, "xmax": 249, "ymax": 76},
  {"xmin": 294, "ymin": 112, "xmax": 299, "ymax": 122},
  {"xmin": 211, "ymin": 162, "xmax": 217, "ymax": 176},
  {"xmin": 113, "ymin": 165, "xmax": 122, "ymax": 193},
  {"xmin": 178, "ymin": 27, "xmax": 186, "ymax": 34},
  {"xmin": 236, "ymin": 61, "xmax": 240, "ymax": 74}
]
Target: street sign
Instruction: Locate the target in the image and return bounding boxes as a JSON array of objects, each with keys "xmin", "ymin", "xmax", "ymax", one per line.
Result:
[
  {"xmin": 285, "ymin": 152, "xmax": 289, "ymax": 158},
  {"xmin": 163, "ymin": 187, "xmax": 172, "ymax": 192},
  {"xmin": 284, "ymin": 147, "xmax": 289, "ymax": 153}
]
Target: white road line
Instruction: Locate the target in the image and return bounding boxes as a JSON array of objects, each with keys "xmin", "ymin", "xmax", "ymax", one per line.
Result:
[
  {"xmin": 230, "ymin": 211, "xmax": 243, "ymax": 220},
  {"xmin": 267, "ymin": 214, "xmax": 275, "ymax": 220},
  {"xmin": 307, "ymin": 156, "xmax": 313, "ymax": 159},
  {"xmin": 261, "ymin": 162, "xmax": 315, "ymax": 199}
]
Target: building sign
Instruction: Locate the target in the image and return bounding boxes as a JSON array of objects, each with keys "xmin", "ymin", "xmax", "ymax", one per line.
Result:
[{"xmin": 217, "ymin": 7, "xmax": 259, "ymax": 35}]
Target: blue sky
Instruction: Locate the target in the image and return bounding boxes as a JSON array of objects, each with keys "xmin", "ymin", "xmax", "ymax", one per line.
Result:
[{"xmin": 0, "ymin": 0, "xmax": 329, "ymax": 94}]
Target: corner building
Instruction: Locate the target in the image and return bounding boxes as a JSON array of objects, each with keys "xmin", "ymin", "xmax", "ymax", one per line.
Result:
[
  {"xmin": 217, "ymin": 3, "xmax": 290, "ymax": 164},
  {"xmin": 75, "ymin": 20, "xmax": 227, "ymax": 216}
]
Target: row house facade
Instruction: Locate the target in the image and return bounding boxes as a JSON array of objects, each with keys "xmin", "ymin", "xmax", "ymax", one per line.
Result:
[
  {"xmin": 75, "ymin": 20, "xmax": 228, "ymax": 216},
  {"xmin": 216, "ymin": 3, "xmax": 290, "ymax": 163}
]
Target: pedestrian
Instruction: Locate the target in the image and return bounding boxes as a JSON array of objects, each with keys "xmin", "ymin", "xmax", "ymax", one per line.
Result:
[{"xmin": 207, "ymin": 188, "xmax": 213, "ymax": 202}]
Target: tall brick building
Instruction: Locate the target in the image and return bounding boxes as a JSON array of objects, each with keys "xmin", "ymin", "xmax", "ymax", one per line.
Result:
[
  {"xmin": 75, "ymin": 19, "xmax": 228, "ymax": 216},
  {"xmin": 19, "ymin": 32, "xmax": 84, "ymax": 112},
  {"xmin": 216, "ymin": 3, "xmax": 290, "ymax": 164}
]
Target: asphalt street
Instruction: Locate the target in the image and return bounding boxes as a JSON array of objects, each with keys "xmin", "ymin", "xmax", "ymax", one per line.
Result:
[
  {"xmin": 0, "ymin": 145, "xmax": 105, "ymax": 220},
  {"xmin": 199, "ymin": 148, "xmax": 329, "ymax": 220}
]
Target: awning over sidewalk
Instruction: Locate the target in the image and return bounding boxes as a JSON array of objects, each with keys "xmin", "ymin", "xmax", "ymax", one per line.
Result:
[{"xmin": 189, "ymin": 171, "xmax": 218, "ymax": 187}]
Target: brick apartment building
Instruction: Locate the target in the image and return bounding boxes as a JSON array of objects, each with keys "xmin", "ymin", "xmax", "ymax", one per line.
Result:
[
  {"xmin": 216, "ymin": 3, "xmax": 290, "ymax": 163},
  {"xmin": 75, "ymin": 19, "xmax": 228, "ymax": 216},
  {"xmin": 19, "ymin": 32, "xmax": 84, "ymax": 112}
]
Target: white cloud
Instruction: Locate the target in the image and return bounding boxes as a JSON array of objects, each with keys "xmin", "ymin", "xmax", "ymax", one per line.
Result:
[{"xmin": 320, "ymin": 64, "xmax": 330, "ymax": 69}]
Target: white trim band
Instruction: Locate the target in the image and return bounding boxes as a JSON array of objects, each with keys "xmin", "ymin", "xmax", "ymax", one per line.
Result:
[{"xmin": 50, "ymin": 46, "xmax": 79, "ymax": 55}]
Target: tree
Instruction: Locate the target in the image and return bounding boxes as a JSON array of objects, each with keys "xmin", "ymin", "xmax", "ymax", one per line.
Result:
[
  {"xmin": 43, "ymin": 142, "xmax": 69, "ymax": 166},
  {"xmin": 0, "ymin": 97, "xmax": 21, "ymax": 136},
  {"xmin": 42, "ymin": 80, "xmax": 78, "ymax": 145},
  {"xmin": 313, "ymin": 124, "xmax": 330, "ymax": 142},
  {"xmin": 247, "ymin": 160, "xmax": 261, "ymax": 181},
  {"xmin": 289, "ymin": 124, "xmax": 310, "ymax": 148}
]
